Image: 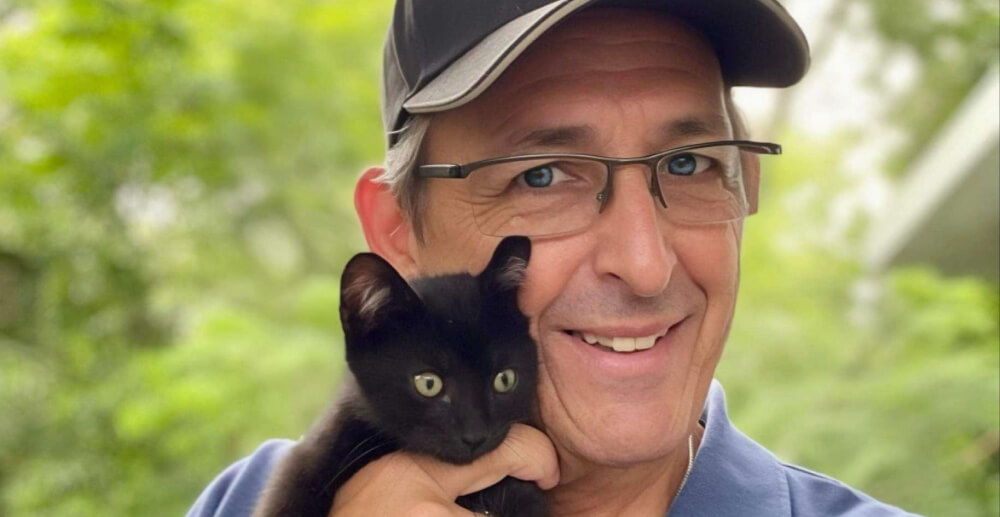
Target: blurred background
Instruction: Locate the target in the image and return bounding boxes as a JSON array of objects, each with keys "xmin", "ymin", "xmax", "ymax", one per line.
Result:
[{"xmin": 0, "ymin": 0, "xmax": 996, "ymax": 515}]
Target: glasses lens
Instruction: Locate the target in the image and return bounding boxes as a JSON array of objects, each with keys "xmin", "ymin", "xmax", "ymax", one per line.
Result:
[
  {"xmin": 467, "ymin": 157, "xmax": 606, "ymax": 237},
  {"xmin": 460, "ymin": 144, "xmax": 760, "ymax": 236},
  {"xmin": 655, "ymin": 144, "xmax": 748, "ymax": 224}
]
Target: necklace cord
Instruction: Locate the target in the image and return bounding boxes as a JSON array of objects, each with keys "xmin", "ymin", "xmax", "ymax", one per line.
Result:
[{"xmin": 677, "ymin": 433, "xmax": 695, "ymax": 493}]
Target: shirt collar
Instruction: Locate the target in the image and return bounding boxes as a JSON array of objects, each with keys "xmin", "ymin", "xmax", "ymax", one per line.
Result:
[{"xmin": 667, "ymin": 380, "xmax": 791, "ymax": 517}]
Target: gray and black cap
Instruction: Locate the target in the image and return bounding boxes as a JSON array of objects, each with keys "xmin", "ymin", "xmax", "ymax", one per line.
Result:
[{"xmin": 382, "ymin": 0, "xmax": 811, "ymax": 146}]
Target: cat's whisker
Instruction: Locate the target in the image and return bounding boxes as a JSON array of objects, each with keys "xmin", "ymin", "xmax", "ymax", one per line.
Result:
[
  {"xmin": 322, "ymin": 437, "xmax": 394, "ymax": 494},
  {"xmin": 337, "ymin": 432, "xmax": 382, "ymax": 468},
  {"xmin": 498, "ymin": 483, "xmax": 507, "ymax": 513}
]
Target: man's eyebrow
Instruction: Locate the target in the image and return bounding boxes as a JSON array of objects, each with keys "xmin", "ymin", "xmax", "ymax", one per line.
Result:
[
  {"xmin": 661, "ymin": 116, "xmax": 730, "ymax": 140},
  {"xmin": 502, "ymin": 116, "xmax": 729, "ymax": 154},
  {"xmin": 507, "ymin": 125, "xmax": 595, "ymax": 152}
]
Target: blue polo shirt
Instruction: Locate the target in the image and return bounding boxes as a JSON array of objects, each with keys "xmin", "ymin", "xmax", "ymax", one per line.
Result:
[{"xmin": 186, "ymin": 380, "xmax": 920, "ymax": 516}]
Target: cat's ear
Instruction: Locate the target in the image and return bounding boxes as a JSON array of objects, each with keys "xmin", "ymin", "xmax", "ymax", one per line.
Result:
[
  {"xmin": 480, "ymin": 236, "xmax": 531, "ymax": 296},
  {"xmin": 340, "ymin": 252, "xmax": 422, "ymax": 335}
]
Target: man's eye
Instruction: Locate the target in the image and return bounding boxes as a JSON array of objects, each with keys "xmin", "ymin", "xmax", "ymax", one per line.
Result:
[
  {"xmin": 520, "ymin": 164, "xmax": 562, "ymax": 188},
  {"xmin": 665, "ymin": 153, "xmax": 712, "ymax": 176}
]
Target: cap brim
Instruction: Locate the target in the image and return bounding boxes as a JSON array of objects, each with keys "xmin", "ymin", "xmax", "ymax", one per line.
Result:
[{"xmin": 403, "ymin": 0, "xmax": 809, "ymax": 115}]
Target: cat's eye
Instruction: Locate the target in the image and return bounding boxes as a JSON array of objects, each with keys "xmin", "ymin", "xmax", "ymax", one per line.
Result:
[
  {"xmin": 413, "ymin": 372, "xmax": 443, "ymax": 397},
  {"xmin": 493, "ymin": 368, "xmax": 517, "ymax": 393}
]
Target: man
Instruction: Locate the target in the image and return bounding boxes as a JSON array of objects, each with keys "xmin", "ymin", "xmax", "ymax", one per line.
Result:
[{"xmin": 188, "ymin": 1, "xmax": 919, "ymax": 515}]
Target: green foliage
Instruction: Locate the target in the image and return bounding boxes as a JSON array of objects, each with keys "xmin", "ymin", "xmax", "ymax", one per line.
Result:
[
  {"xmin": 1, "ymin": 1, "xmax": 997, "ymax": 517},
  {"xmin": 856, "ymin": 0, "xmax": 1000, "ymax": 175},
  {"xmin": 721, "ymin": 130, "xmax": 999, "ymax": 517},
  {"xmin": 1, "ymin": 0, "xmax": 387, "ymax": 515}
]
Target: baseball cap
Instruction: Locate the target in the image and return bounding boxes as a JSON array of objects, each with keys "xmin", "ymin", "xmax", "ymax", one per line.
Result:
[{"xmin": 382, "ymin": 0, "xmax": 811, "ymax": 146}]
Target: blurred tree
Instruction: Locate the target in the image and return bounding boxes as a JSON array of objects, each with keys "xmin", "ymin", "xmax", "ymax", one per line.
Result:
[
  {"xmin": 767, "ymin": 0, "xmax": 1000, "ymax": 176},
  {"xmin": 1, "ymin": 0, "xmax": 388, "ymax": 514},
  {"xmin": 721, "ymin": 130, "xmax": 999, "ymax": 517},
  {"xmin": 860, "ymin": 0, "xmax": 1000, "ymax": 174}
]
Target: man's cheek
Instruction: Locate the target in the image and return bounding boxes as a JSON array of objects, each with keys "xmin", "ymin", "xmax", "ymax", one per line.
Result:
[
  {"xmin": 519, "ymin": 259, "xmax": 572, "ymax": 322},
  {"xmin": 420, "ymin": 230, "xmax": 496, "ymax": 276},
  {"xmin": 677, "ymin": 228, "xmax": 740, "ymax": 291},
  {"xmin": 521, "ymin": 237, "xmax": 592, "ymax": 309}
]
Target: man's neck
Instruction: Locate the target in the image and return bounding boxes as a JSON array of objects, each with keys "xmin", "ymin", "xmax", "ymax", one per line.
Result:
[{"xmin": 546, "ymin": 424, "xmax": 704, "ymax": 517}]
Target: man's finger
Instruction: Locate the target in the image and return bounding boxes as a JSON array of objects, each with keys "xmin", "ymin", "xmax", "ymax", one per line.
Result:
[
  {"xmin": 498, "ymin": 424, "xmax": 561, "ymax": 490},
  {"xmin": 423, "ymin": 424, "xmax": 560, "ymax": 497}
]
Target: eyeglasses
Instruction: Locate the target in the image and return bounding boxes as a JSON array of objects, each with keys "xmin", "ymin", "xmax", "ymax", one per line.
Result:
[{"xmin": 417, "ymin": 139, "xmax": 781, "ymax": 238}]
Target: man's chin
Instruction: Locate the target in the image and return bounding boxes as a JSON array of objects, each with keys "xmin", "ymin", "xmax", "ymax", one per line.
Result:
[
  {"xmin": 544, "ymin": 403, "xmax": 689, "ymax": 468},
  {"xmin": 555, "ymin": 427, "xmax": 684, "ymax": 472}
]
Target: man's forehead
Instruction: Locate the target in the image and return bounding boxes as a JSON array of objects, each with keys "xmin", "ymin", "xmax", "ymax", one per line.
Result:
[
  {"xmin": 501, "ymin": 115, "xmax": 732, "ymax": 154},
  {"xmin": 427, "ymin": 9, "xmax": 729, "ymax": 158}
]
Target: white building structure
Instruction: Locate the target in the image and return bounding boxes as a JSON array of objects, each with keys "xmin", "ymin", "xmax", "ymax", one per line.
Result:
[{"xmin": 865, "ymin": 66, "xmax": 1000, "ymax": 282}]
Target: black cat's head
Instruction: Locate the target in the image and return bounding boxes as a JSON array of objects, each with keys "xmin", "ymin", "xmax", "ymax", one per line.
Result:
[{"xmin": 339, "ymin": 236, "xmax": 536, "ymax": 464}]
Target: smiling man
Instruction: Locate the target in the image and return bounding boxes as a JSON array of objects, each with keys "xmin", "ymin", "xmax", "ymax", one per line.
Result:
[{"xmin": 188, "ymin": 1, "xmax": 919, "ymax": 516}]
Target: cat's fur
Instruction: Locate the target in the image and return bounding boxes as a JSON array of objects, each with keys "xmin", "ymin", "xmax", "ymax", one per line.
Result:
[{"xmin": 252, "ymin": 236, "xmax": 547, "ymax": 517}]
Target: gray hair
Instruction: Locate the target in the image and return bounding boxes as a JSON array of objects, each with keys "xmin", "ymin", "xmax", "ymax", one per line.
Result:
[
  {"xmin": 378, "ymin": 89, "xmax": 751, "ymax": 240},
  {"xmin": 723, "ymin": 90, "xmax": 751, "ymax": 192},
  {"xmin": 377, "ymin": 115, "xmax": 433, "ymax": 241}
]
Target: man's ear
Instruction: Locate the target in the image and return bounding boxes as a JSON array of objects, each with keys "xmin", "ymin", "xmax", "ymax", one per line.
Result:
[
  {"xmin": 743, "ymin": 153, "xmax": 761, "ymax": 215},
  {"xmin": 354, "ymin": 167, "xmax": 419, "ymax": 278}
]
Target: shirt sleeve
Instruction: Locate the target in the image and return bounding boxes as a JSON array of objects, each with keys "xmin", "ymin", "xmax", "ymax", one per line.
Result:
[
  {"xmin": 784, "ymin": 463, "xmax": 924, "ymax": 516},
  {"xmin": 185, "ymin": 439, "xmax": 296, "ymax": 517}
]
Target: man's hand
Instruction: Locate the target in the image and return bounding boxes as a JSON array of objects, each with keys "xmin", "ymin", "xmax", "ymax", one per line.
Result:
[{"xmin": 328, "ymin": 424, "xmax": 559, "ymax": 516}]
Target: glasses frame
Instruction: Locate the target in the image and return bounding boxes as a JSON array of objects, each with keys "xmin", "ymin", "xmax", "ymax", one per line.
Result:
[{"xmin": 416, "ymin": 139, "xmax": 782, "ymax": 233}]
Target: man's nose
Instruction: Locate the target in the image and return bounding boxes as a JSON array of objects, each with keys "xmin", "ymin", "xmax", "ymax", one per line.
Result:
[{"xmin": 592, "ymin": 165, "xmax": 676, "ymax": 297}]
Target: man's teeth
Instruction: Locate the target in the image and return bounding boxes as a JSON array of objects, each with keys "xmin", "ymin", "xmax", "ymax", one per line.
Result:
[
  {"xmin": 635, "ymin": 335, "xmax": 657, "ymax": 350},
  {"xmin": 577, "ymin": 331, "xmax": 663, "ymax": 352},
  {"xmin": 613, "ymin": 337, "xmax": 634, "ymax": 352}
]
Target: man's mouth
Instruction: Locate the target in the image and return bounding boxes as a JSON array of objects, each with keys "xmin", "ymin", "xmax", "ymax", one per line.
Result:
[{"xmin": 565, "ymin": 327, "xmax": 672, "ymax": 353}]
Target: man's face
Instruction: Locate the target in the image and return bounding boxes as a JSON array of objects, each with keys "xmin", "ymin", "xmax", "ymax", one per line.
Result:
[{"xmin": 407, "ymin": 9, "xmax": 745, "ymax": 471}]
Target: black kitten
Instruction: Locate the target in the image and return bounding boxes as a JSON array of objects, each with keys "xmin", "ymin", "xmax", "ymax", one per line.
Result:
[{"xmin": 252, "ymin": 236, "xmax": 547, "ymax": 517}]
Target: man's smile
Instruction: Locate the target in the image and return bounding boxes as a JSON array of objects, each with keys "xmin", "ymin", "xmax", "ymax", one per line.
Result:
[
  {"xmin": 566, "ymin": 317, "xmax": 686, "ymax": 353},
  {"xmin": 544, "ymin": 315, "xmax": 694, "ymax": 381},
  {"xmin": 576, "ymin": 330, "xmax": 663, "ymax": 352}
]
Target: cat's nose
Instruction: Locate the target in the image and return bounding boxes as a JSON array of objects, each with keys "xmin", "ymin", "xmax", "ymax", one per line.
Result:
[{"xmin": 461, "ymin": 433, "xmax": 487, "ymax": 450}]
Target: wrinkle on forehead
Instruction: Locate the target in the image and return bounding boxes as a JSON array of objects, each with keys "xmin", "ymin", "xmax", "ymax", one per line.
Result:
[
  {"xmin": 479, "ymin": 27, "xmax": 722, "ymax": 109},
  {"xmin": 489, "ymin": 66, "xmax": 716, "ymax": 109},
  {"xmin": 486, "ymin": 67, "xmax": 721, "ymax": 133},
  {"xmin": 425, "ymin": 8, "xmax": 729, "ymax": 159}
]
